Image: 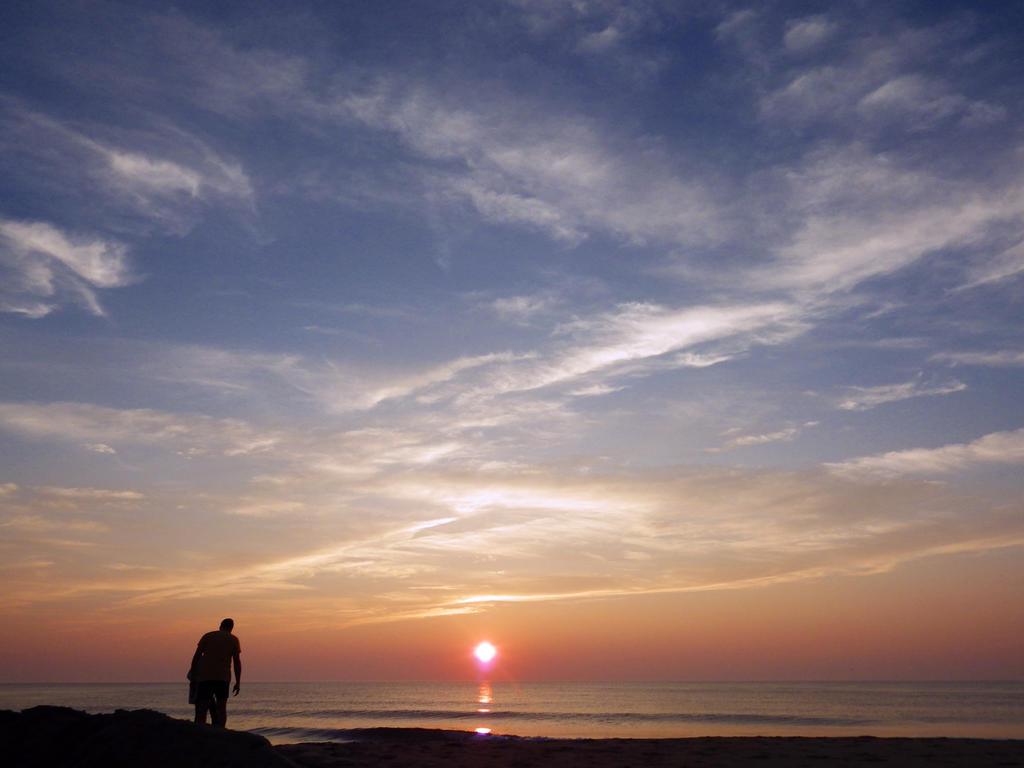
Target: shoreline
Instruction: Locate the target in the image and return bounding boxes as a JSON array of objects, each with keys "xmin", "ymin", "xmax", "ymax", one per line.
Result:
[
  {"xmin": 278, "ymin": 728, "xmax": 1024, "ymax": 767},
  {"xmin": 2, "ymin": 707, "xmax": 1023, "ymax": 767}
]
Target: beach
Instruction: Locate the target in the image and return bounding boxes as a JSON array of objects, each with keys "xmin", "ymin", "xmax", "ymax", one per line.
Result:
[
  {"xmin": 4, "ymin": 707, "xmax": 1023, "ymax": 768},
  {"xmin": 279, "ymin": 728, "xmax": 1024, "ymax": 767}
]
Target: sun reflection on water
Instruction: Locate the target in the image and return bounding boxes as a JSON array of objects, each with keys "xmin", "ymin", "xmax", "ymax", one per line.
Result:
[{"xmin": 476, "ymin": 681, "xmax": 493, "ymax": 734}]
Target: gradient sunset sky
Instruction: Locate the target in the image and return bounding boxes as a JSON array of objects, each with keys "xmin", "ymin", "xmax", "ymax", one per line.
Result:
[{"xmin": 1, "ymin": 0, "xmax": 1022, "ymax": 683}]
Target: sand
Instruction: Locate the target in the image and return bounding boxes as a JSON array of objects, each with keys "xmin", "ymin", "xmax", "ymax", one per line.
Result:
[
  {"xmin": 3, "ymin": 707, "xmax": 1023, "ymax": 767},
  {"xmin": 279, "ymin": 727, "xmax": 1024, "ymax": 768}
]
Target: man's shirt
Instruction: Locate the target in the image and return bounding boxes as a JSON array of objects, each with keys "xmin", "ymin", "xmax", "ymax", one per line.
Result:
[{"xmin": 193, "ymin": 629, "xmax": 240, "ymax": 682}]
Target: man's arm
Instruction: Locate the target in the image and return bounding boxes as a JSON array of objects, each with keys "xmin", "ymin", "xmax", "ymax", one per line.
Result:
[{"xmin": 232, "ymin": 653, "xmax": 241, "ymax": 695}]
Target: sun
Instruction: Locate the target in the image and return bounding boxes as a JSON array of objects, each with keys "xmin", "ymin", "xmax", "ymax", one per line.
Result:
[{"xmin": 473, "ymin": 641, "xmax": 497, "ymax": 664}]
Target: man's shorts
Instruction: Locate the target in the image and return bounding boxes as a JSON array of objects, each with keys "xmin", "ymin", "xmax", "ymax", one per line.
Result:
[{"xmin": 194, "ymin": 680, "xmax": 229, "ymax": 703}]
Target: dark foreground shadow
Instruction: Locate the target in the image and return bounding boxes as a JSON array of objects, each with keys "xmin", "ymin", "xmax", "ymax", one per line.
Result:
[
  {"xmin": 5, "ymin": 708, "xmax": 1023, "ymax": 768},
  {"xmin": 0, "ymin": 706, "xmax": 294, "ymax": 768}
]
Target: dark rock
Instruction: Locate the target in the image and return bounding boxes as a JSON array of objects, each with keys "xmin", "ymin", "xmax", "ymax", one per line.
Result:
[{"xmin": 0, "ymin": 706, "xmax": 295, "ymax": 768}]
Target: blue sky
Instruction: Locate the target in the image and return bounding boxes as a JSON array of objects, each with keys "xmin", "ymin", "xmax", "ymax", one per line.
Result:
[{"xmin": 1, "ymin": 1, "xmax": 1022, "ymax": 679}]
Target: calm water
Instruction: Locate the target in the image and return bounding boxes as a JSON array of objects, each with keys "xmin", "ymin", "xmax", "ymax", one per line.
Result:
[{"xmin": 1, "ymin": 681, "xmax": 1021, "ymax": 743}]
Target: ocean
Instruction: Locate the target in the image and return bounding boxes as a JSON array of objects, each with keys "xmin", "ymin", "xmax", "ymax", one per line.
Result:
[{"xmin": 1, "ymin": 681, "xmax": 1021, "ymax": 743}]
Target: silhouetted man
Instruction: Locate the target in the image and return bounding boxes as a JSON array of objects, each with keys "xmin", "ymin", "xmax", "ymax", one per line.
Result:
[{"xmin": 188, "ymin": 618, "xmax": 241, "ymax": 727}]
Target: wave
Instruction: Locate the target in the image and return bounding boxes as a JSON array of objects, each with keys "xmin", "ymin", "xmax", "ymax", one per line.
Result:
[
  {"xmin": 256, "ymin": 707, "xmax": 868, "ymax": 723},
  {"xmin": 248, "ymin": 709, "xmax": 874, "ymax": 741}
]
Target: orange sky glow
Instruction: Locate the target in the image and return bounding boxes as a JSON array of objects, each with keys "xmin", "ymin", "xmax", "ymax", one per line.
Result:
[{"xmin": 2, "ymin": 545, "xmax": 1020, "ymax": 682}]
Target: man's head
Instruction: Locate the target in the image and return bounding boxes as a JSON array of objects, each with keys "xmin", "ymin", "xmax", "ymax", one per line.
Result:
[{"xmin": 220, "ymin": 618, "xmax": 234, "ymax": 631}]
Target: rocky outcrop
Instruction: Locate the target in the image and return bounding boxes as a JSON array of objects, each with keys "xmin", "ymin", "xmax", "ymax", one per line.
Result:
[{"xmin": 0, "ymin": 706, "xmax": 295, "ymax": 768}]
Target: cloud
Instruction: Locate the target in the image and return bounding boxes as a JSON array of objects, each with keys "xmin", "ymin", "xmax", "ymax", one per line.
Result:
[
  {"xmin": 490, "ymin": 293, "xmax": 559, "ymax": 324},
  {"xmin": 828, "ymin": 428, "xmax": 1024, "ymax": 478},
  {"xmin": 341, "ymin": 84, "xmax": 726, "ymax": 248},
  {"xmin": 454, "ymin": 179, "xmax": 585, "ymax": 244},
  {"xmin": 760, "ymin": 17, "xmax": 996, "ymax": 132},
  {"xmin": 311, "ymin": 300, "xmax": 802, "ymax": 421},
  {"xmin": 2, "ymin": 104, "xmax": 253, "ymax": 235},
  {"xmin": 932, "ymin": 350, "xmax": 1024, "ymax": 367},
  {"xmin": 857, "ymin": 74, "xmax": 972, "ymax": 127},
  {"xmin": 2, "ymin": 430, "xmax": 1022, "ymax": 626},
  {"xmin": 226, "ymin": 499, "xmax": 309, "ymax": 517},
  {"xmin": 761, "ymin": 66, "xmax": 858, "ymax": 124},
  {"xmin": 104, "ymin": 150, "xmax": 202, "ymax": 196},
  {"xmin": 766, "ymin": 145, "xmax": 1024, "ymax": 294},
  {"xmin": 473, "ymin": 300, "xmax": 803, "ymax": 398},
  {"xmin": 0, "ymin": 300, "xmax": 53, "ymax": 319},
  {"xmin": 784, "ymin": 16, "xmax": 836, "ymax": 53},
  {"xmin": 291, "ymin": 351, "xmax": 530, "ymax": 414},
  {"xmin": 1, "ymin": 515, "xmax": 107, "ymax": 535},
  {"xmin": 958, "ymin": 239, "xmax": 1024, "ymax": 289},
  {"xmin": 712, "ymin": 421, "xmax": 815, "ymax": 450},
  {"xmin": 136, "ymin": 341, "xmax": 490, "ymax": 418},
  {"xmin": 36, "ymin": 487, "xmax": 144, "ymax": 501},
  {"xmin": 0, "ymin": 395, "xmax": 482, "ymax": 493},
  {"xmin": 94, "ymin": 141, "xmax": 253, "ymax": 207},
  {"xmin": 137, "ymin": 299, "xmax": 803, "ymax": 418},
  {"xmin": 0, "ymin": 218, "xmax": 132, "ymax": 317},
  {"xmin": 80, "ymin": 466, "xmax": 1024, "ymax": 616},
  {"xmin": 84, "ymin": 443, "xmax": 117, "ymax": 455},
  {"xmin": 715, "ymin": 9, "xmax": 766, "ymax": 69},
  {"xmin": 0, "ymin": 401, "xmax": 283, "ymax": 457},
  {"xmin": 734, "ymin": 429, "xmax": 800, "ymax": 447},
  {"xmin": 507, "ymin": 0, "xmax": 664, "ymax": 69},
  {"xmin": 835, "ymin": 376, "xmax": 966, "ymax": 411},
  {"xmin": 0, "ymin": 220, "xmax": 130, "ymax": 289},
  {"xmin": 551, "ymin": 301, "xmax": 798, "ymax": 379}
]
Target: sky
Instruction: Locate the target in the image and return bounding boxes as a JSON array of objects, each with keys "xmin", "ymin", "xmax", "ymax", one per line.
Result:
[{"xmin": 1, "ymin": 0, "xmax": 1022, "ymax": 683}]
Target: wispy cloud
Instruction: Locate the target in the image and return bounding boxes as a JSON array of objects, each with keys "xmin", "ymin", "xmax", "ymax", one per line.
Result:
[
  {"xmin": 489, "ymin": 293, "xmax": 560, "ymax": 325},
  {"xmin": 0, "ymin": 218, "xmax": 132, "ymax": 317},
  {"xmin": 828, "ymin": 428, "xmax": 1024, "ymax": 477},
  {"xmin": 5, "ymin": 463, "xmax": 1022, "ymax": 626},
  {"xmin": 835, "ymin": 375, "xmax": 966, "ymax": 411},
  {"xmin": 340, "ymin": 84, "xmax": 727, "ymax": 248},
  {"xmin": 766, "ymin": 145, "xmax": 1024, "ymax": 295},
  {"xmin": 783, "ymin": 15, "xmax": 837, "ymax": 54},
  {"xmin": 857, "ymin": 74, "xmax": 991, "ymax": 128},
  {"xmin": 84, "ymin": 131, "xmax": 254, "ymax": 212},
  {"xmin": 0, "ymin": 401, "xmax": 283, "ymax": 457},
  {"xmin": 932, "ymin": 350, "xmax": 1024, "ymax": 367},
  {"xmin": 759, "ymin": 16, "xmax": 1001, "ymax": 131},
  {"xmin": 715, "ymin": 11, "xmax": 1024, "ymax": 307},
  {"xmin": 132, "ymin": 300, "xmax": 803, "ymax": 418},
  {"xmin": 716, "ymin": 422, "xmax": 818, "ymax": 451},
  {"xmin": 35, "ymin": 487, "xmax": 144, "ymax": 501},
  {"xmin": 302, "ymin": 352, "xmax": 529, "ymax": 413},
  {"xmin": 471, "ymin": 301, "xmax": 803, "ymax": 398},
  {"xmin": 958, "ymin": 239, "xmax": 1024, "ymax": 289},
  {"xmin": 1, "ymin": 103, "xmax": 253, "ymax": 235}
]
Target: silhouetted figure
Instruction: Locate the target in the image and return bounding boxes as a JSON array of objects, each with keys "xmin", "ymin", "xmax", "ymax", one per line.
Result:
[{"xmin": 188, "ymin": 618, "xmax": 241, "ymax": 727}]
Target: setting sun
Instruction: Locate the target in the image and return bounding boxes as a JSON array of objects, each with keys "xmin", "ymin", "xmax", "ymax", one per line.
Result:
[{"xmin": 474, "ymin": 642, "xmax": 497, "ymax": 664}]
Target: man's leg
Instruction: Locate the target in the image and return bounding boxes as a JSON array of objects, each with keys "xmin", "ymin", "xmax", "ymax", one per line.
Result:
[
  {"xmin": 211, "ymin": 695, "xmax": 223, "ymax": 727},
  {"xmin": 194, "ymin": 700, "xmax": 208, "ymax": 725},
  {"xmin": 211, "ymin": 681, "xmax": 229, "ymax": 727},
  {"xmin": 193, "ymin": 684, "xmax": 216, "ymax": 724}
]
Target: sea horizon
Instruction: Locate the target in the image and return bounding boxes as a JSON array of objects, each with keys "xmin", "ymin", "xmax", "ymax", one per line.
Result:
[
  {"xmin": 2, "ymin": 677, "xmax": 1020, "ymax": 684},
  {"xmin": 2, "ymin": 680, "xmax": 1022, "ymax": 742}
]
